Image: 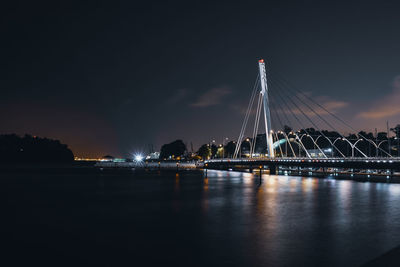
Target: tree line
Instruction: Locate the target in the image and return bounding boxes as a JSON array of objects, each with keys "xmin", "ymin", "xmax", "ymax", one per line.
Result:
[
  {"xmin": 158, "ymin": 124, "xmax": 400, "ymax": 160},
  {"xmin": 0, "ymin": 134, "xmax": 74, "ymax": 163}
]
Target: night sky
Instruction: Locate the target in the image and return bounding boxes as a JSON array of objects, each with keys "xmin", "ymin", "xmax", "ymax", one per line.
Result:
[{"xmin": 1, "ymin": 1, "xmax": 400, "ymax": 157}]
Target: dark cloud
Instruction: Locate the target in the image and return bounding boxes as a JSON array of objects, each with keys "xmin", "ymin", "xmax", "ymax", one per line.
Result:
[
  {"xmin": 191, "ymin": 86, "xmax": 232, "ymax": 107},
  {"xmin": 358, "ymin": 75, "xmax": 400, "ymax": 119}
]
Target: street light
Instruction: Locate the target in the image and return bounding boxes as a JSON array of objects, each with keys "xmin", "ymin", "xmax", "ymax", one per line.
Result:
[
  {"xmin": 134, "ymin": 154, "xmax": 143, "ymax": 162},
  {"xmin": 351, "ymin": 139, "xmax": 363, "ymax": 158},
  {"xmin": 246, "ymin": 138, "xmax": 253, "ymax": 157},
  {"xmin": 133, "ymin": 153, "xmax": 144, "ymax": 166}
]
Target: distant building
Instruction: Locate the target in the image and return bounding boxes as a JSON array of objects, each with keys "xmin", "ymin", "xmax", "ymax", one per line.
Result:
[
  {"xmin": 308, "ymin": 148, "xmax": 334, "ymax": 158},
  {"xmin": 146, "ymin": 152, "xmax": 160, "ymax": 160}
]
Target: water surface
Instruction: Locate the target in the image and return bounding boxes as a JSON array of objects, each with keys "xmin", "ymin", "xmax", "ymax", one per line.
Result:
[{"xmin": 2, "ymin": 169, "xmax": 400, "ymax": 266}]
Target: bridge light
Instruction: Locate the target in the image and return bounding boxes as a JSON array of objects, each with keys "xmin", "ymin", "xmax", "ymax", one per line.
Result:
[{"xmin": 135, "ymin": 154, "xmax": 144, "ymax": 162}]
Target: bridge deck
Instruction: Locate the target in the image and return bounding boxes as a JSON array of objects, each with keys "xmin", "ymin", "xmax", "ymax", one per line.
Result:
[{"xmin": 205, "ymin": 158, "xmax": 400, "ymax": 175}]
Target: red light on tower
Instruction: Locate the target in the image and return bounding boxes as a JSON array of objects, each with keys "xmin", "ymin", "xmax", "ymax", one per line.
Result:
[{"xmin": 259, "ymin": 59, "xmax": 264, "ymax": 63}]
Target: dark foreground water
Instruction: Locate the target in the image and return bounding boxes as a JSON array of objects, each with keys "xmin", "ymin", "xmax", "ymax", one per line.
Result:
[{"xmin": 2, "ymin": 168, "xmax": 400, "ymax": 266}]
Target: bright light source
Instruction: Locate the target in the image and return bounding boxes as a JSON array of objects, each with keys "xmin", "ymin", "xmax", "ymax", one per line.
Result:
[{"xmin": 135, "ymin": 154, "xmax": 143, "ymax": 162}]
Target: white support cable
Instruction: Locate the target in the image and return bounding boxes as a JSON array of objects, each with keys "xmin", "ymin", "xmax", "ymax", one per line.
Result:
[
  {"xmin": 234, "ymin": 75, "xmax": 259, "ymax": 158},
  {"xmin": 272, "ymin": 77, "xmax": 354, "ymax": 157},
  {"xmin": 250, "ymin": 94, "xmax": 263, "ymax": 157},
  {"xmin": 268, "ymin": 86, "xmax": 301, "ymax": 161},
  {"xmin": 268, "ymin": 98, "xmax": 297, "ymax": 158},
  {"xmin": 250, "ymin": 96, "xmax": 261, "ymax": 158},
  {"xmin": 237, "ymin": 83, "xmax": 258, "ymax": 155},
  {"xmin": 268, "ymin": 85, "xmax": 302, "ymax": 134},
  {"xmin": 270, "ymin": 98, "xmax": 287, "ymax": 157},
  {"xmin": 269, "ymin": 82, "xmax": 320, "ymax": 158},
  {"xmin": 300, "ymin": 134, "xmax": 328, "ymax": 158},
  {"xmin": 270, "ymin": 79, "xmax": 338, "ymax": 158},
  {"xmin": 234, "ymin": 77, "xmax": 259, "ymax": 158},
  {"xmin": 294, "ymin": 134, "xmax": 311, "ymax": 158},
  {"xmin": 272, "ymin": 72, "xmax": 392, "ymax": 158},
  {"xmin": 234, "ymin": 91, "xmax": 255, "ymax": 158},
  {"xmin": 320, "ymin": 135, "xmax": 346, "ymax": 158},
  {"xmin": 269, "ymin": 97, "xmax": 288, "ymax": 158}
]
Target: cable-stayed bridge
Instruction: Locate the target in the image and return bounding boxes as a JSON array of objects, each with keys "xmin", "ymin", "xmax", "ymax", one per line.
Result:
[{"xmin": 205, "ymin": 59, "xmax": 400, "ymax": 177}]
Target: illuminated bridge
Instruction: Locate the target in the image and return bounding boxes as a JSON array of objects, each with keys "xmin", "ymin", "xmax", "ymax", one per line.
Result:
[
  {"xmin": 205, "ymin": 158, "xmax": 400, "ymax": 178},
  {"xmin": 205, "ymin": 60, "xmax": 400, "ymax": 177}
]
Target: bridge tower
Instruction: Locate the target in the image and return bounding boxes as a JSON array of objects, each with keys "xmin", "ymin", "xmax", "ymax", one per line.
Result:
[{"xmin": 258, "ymin": 59, "xmax": 275, "ymax": 158}]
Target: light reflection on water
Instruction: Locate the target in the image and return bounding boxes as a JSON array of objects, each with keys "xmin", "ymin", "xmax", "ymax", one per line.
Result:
[
  {"xmin": 201, "ymin": 170, "xmax": 400, "ymax": 266},
  {"xmin": 3, "ymin": 169, "xmax": 400, "ymax": 266}
]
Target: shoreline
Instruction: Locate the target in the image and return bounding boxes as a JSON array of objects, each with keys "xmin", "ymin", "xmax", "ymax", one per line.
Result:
[{"xmin": 1, "ymin": 161, "xmax": 399, "ymax": 183}]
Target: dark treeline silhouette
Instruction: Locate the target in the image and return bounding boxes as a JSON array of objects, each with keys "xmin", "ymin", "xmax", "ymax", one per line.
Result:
[
  {"xmin": 192, "ymin": 124, "xmax": 400, "ymax": 159},
  {"xmin": 197, "ymin": 144, "xmax": 210, "ymax": 160},
  {"xmin": 232, "ymin": 125, "xmax": 399, "ymax": 158},
  {"xmin": 158, "ymin": 124, "xmax": 400, "ymax": 160},
  {"xmin": 0, "ymin": 134, "xmax": 74, "ymax": 163},
  {"xmin": 159, "ymin": 140, "xmax": 186, "ymax": 160}
]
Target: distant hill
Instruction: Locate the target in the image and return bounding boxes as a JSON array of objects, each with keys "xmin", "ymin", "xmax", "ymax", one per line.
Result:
[{"xmin": 0, "ymin": 134, "xmax": 74, "ymax": 163}]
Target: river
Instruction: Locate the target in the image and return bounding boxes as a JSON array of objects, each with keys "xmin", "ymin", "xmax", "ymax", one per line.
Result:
[{"xmin": 2, "ymin": 168, "xmax": 400, "ymax": 266}]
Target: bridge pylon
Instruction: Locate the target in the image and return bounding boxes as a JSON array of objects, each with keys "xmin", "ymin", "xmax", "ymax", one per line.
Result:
[{"xmin": 258, "ymin": 59, "xmax": 275, "ymax": 158}]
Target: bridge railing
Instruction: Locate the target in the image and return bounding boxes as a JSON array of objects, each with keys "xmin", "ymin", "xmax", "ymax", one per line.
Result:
[{"xmin": 205, "ymin": 157, "xmax": 400, "ymax": 164}]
